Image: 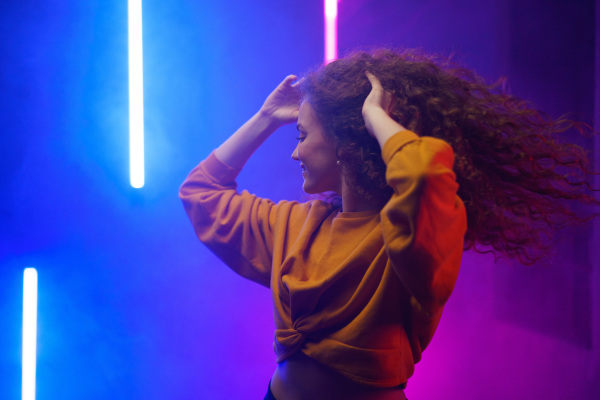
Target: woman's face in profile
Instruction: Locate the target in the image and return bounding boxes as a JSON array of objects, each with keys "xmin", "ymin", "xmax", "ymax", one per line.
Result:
[{"xmin": 292, "ymin": 102, "xmax": 342, "ymax": 195}]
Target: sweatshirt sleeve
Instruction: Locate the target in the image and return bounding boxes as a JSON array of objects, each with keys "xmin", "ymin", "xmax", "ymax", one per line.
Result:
[
  {"xmin": 380, "ymin": 132, "xmax": 467, "ymax": 351},
  {"xmin": 178, "ymin": 152, "xmax": 281, "ymax": 288}
]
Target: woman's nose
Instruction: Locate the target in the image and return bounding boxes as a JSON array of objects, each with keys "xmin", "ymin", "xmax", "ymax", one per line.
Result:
[{"xmin": 291, "ymin": 144, "xmax": 299, "ymax": 161}]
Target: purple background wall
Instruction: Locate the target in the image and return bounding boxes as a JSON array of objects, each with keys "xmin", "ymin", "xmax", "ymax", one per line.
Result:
[{"xmin": 1, "ymin": 0, "xmax": 598, "ymax": 399}]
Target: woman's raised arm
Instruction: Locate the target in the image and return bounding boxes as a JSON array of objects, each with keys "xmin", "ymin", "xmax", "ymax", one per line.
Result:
[
  {"xmin": 362, "ymin": 71, "xmax": 417, "ymax": 149},
  {"xmin": 214, "ymin": 75, "xmax": 301, "ymax": 169}
]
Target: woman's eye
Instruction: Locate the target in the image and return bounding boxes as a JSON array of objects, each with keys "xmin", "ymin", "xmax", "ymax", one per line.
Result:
[{"xmin": 296, "ymin": 137, "xmax": 305, "ymax": 143}]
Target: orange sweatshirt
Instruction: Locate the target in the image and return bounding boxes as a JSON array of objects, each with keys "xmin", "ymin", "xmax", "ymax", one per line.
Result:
[{"xmin": 179, "ymin": 131, "xmax": 467, "ymax": 387}]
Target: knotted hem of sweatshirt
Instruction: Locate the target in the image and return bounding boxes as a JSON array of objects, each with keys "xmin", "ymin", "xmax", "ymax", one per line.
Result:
[{"xmin": 274, "ymin": 328, "xmax": 306, "ymax": 363}]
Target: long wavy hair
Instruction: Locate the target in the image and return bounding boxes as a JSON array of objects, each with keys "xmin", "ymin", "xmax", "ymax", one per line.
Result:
[{"xmin": 300, "ymin": 49, "xmax": 599, "ymax": 265}]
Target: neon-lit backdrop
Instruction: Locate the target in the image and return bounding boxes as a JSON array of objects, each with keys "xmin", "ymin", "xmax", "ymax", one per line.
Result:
[{"xmin": 1, "ymin": 1, "xmax": 598, "ymax": 399}]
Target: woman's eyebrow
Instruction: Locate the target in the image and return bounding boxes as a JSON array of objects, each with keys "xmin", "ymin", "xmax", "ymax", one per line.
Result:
[{"xmin": 296, "ymin": 123, "xmax": 305, "ymax": 131}]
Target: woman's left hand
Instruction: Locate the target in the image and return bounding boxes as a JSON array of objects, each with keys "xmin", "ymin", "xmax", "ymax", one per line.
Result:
[
  {"xmin": 362, "ymin": 72, "xmax": 409, "ymax": 147},
  {"xmin": 362, "ymin": 71, "xmax": 395, "ymax": 119}
]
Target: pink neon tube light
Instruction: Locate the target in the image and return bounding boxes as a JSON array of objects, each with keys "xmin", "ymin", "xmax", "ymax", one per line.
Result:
[{"xmin": 324, "ymin": 0, "xmax": 338, "ymax": 64}]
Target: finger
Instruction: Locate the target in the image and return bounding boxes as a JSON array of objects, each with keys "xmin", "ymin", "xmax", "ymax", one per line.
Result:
[
  {"xmin": 365, "ymin": 71, "xmax": 383, "ymax": 90},
  {"xmin": 291, "ymin": 77, "xmax": 304, "ymax": 88},
  {"xmin": 282, "ymin": 75, "xmax": 298, "ymax": 86}
]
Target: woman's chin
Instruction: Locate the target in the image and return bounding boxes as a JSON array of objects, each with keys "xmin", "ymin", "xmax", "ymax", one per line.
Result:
[
  {"xmin": 302, "ymin": 185, "xmax": 317, "ymax": 195},
  {"xmin": 302, "ymin": 181, "xmax": 319, "ymax": 195}
]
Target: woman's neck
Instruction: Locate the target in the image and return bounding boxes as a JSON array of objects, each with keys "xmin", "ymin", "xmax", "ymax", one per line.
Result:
[{"xmin": 340, "ymin": 184, "xmax": 381, "ymax": 213}]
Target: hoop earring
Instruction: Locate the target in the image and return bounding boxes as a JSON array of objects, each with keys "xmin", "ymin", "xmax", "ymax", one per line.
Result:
[{"xmin": 336, "ymin": 160, "xmax": 341, "ymax": 166}]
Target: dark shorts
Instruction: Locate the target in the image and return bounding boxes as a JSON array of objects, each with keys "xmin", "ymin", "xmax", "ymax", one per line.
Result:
[{"xmin": 264, "ymin": 381, "xmax": 277, "ymax": 400}]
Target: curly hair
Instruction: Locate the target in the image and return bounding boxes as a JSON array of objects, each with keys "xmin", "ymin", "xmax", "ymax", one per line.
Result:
[{"xmin": 300, "ymin": 49, "xmax": 599, "ymax": 265}]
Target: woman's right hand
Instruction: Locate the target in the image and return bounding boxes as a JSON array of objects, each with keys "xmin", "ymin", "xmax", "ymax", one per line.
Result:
[
  {"xmin": 214, "ymin": 75, "xmax": 301, "ymax": 168},
  {"xmin": 259, "ymin": 75, "xmax": 302, "ymax": 126}
]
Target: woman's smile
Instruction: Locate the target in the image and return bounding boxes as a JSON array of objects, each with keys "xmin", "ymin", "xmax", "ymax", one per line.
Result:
[{"xmin": 292, "ymin": 102, "xmax": 342, "ymax": 194}]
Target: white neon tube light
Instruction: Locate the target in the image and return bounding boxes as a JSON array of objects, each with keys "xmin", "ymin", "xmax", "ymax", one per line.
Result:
[
  {"xmin": 22, "ymin": 268, "xmax": 38, "ymax": 400},
  {"xmin": 129, "ymin": 0, "xmax": 145, "ymax": 188},
  {"xmin": 324, "ymin": 0, "xmax": 338, "ymax": 64}
]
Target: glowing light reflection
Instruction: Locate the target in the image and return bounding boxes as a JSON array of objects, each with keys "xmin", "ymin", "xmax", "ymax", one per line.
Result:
[
  {"xmin": 22, "ymin": 268, "xmax": 38, "ymax": 400},
  {"xmin": 324, "ymin": 0, "xmax": 338, "ymax": 64},
  {"xmin": 129, "ymin": 0, "xmax": 145, "ymax": 188}
]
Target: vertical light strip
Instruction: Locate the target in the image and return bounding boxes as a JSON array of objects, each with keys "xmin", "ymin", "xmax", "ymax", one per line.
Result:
[
  {"xmin": 324, "ymin": 0, "xmax": 338, "ymax": 64},
  {"xmin": 22, "ymin": 268, "xmax": 38, "ymax": 400},
  {"xmin": 129, "ymin": 0, "xmax": 145, "ymax": 188}
]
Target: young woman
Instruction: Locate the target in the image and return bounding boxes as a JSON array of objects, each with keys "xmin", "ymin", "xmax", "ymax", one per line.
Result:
[{"xmin": 179, "ymin": 50, "xmax": 599, "ymax": 400}]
